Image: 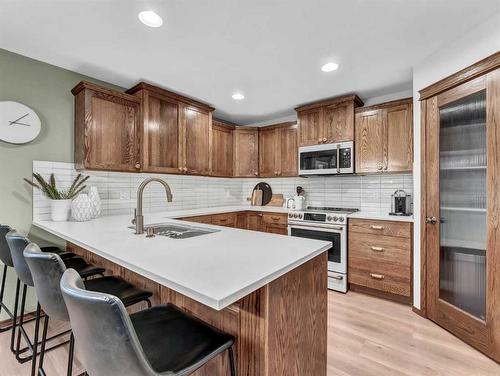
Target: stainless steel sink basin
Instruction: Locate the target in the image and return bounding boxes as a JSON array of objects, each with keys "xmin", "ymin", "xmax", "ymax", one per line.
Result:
[{"xmin": 129, "ymin": 223, "xmax": 219, "ymax": 239}]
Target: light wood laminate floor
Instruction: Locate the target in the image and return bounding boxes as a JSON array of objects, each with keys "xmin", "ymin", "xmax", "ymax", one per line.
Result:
[{"xmin": 1, "ymin": 291, "xmax": 499, "ymax": 375}]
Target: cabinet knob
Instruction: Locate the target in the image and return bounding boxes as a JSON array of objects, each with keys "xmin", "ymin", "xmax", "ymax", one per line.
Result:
[
  {"xmin": 318, "ymin": 138, "xmax": 322, "ymax": 143},
  {"xmin": 178, "ymin": 167, "xmax": 183, "ymax": 171},
  {"xmin": 183, "ymin": 167, "xmax": 188, "ymax": 172},
  {"xmin": 425, "ymin": 216, "xmax": 438, "ymax": 225},
  {"xmin": 323, "ymin": 138, "xmax": 327, "ymax": 142},
  {"xmin": 254, "ymin": 172, "xmax": 258, "ymax": 176},
  {"xmin": 135, "ymin": 163, "xmax": 141, "ymax": 169}
]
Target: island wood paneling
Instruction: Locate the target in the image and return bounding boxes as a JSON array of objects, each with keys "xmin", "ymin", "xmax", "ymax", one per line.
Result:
[{"xmin": 67, "ymin": 242, "xmax": 327, "ymax": 376}]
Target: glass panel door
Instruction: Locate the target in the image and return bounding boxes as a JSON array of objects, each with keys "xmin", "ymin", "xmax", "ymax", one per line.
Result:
[{"xmin": 438, "ymin": 90, "xmax": 487, "ymax": 320}]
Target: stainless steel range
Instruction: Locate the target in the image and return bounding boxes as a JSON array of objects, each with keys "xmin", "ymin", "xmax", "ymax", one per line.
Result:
[{"xmin": 287, "ymin": 206, "xmax": 359, "ymax": 293}]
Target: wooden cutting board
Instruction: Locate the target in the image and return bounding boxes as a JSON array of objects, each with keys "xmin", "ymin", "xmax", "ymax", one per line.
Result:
[{"xmin": 267, "ymin": 194, "xmax": 285, "ymax": 207}]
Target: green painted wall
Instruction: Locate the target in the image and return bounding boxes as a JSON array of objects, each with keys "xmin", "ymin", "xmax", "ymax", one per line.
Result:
[{"xmin": 0, "ymin": 48, "xmax": 123, "ymax": 319}]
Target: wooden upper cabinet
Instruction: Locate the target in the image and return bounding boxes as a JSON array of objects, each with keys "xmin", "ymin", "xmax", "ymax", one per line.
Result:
[
  {"xmin": 181, "ymin": 104, "xmax": 211, "ymax": 175},
  {"xmin": 386, "ymin": 102, "xmax": 413, "ymax": 172},
  {"xmin": 211, "ymin": 120, "xmax": 234, "ymax": 177},
  {"xmin": 297, "ymin": 108, "xmax": 322, "ymax": 146},
  {"xmin": 127, "ymin": 82, "xmax": 214, "ymax": 175},
  {"xmin": 259, "ymin": 127, "xmax": 279, "ymax": 177},
  {"xmin": 296, "ymin": 95, "xmax": 363, "ymax": 147},
  {"xmin": 355, "ymin": 109, "xmax": 385, "ymax": 173},
  {"xmin": 355, "ymin": 98, "xmax": 413, "ymax": 174},
  {"xmin": 233, "ymin": 127, "xmax": 259, "ymax": 177},
  {"xmin": 72, "ymin": 81, "xmax": 141, "ymax": 172},
  {"xmin": 278, "ymin": 124, "xmax": 298, "ymax": 177}
]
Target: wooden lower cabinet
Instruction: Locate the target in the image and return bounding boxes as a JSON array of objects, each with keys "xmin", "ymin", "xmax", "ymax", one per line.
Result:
[
  {"xmin": 180, "ymin": 211, "xmax": 288, "ymax": 235},
  {"xmin": 68, "ymin": 243, "xmax": 327, "ymax": 376},
  {"xmin": 348, "ymin": 218, "xmax": 412, "ymax": 303}
]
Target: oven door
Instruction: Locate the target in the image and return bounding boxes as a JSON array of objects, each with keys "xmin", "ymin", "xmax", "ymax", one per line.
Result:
[
  {"xmin": 298, "ymin": 142, "xmax": 354, "ymax": 175},
  {"xmin": 288, "ymin": 223, "xmax": 346, "ymax": 274}
]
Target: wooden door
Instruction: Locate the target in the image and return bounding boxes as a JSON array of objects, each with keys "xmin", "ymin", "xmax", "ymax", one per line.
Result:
[
  {"xmin": 259, "ymin": 127, "xmax": 279, "ymax": 177},
  {"xmin": 297, "ymin": 108, "xmax": 322, "ymax": 146},
  {"xmin": 386, "ymin": 101, "xmax": 413, "ymax": 172},
  {"xmin": 73, "ymin": 82, "xmax": 141, "ymax": 172},
  {"xmin": 323, "ymin": 101, "xmax": 354, "ymax": 143},
  {"xmin": 355, "ymin": 109, "xmax": 385, "ymax": 173},
  {"xmin": 424, "ymin": 72, "xmax": 500, "ymax": 361},
  {"xmin": 181, "ymin": 104, "xmax": 211, "ymax": 175},
  {"xmin": 211, "ymin": 121, "xmax": 234, "ymax": 177},
  {"xmin": 247, "ymin": 212, "xmax": 263, "ymax": 231},
  {"xmin": 142, "ymin": 93, "xmax": 181, "ymax": 173},
  {"xmin": 233, "ymin": 128, "xmax": 259, "ymax": 177},
  {"xmin": 278, "ymin": 125, "xmax": 298, "ymax": 177}
]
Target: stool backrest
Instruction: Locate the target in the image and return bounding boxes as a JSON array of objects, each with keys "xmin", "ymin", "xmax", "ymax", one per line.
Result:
[
  {"xmin": 0, "ymin": 225, "xmax": 13, "ymax": 267},
  {"xmin": 5, "ymin": 230, "xmax": 33, "ymax": 286},
  {"xmin": 60, "ymin": 269, "xmax": 156, "ymax": 376},
  {"xmin": 24, "ymin": 242, "xmax": 69, "ymax": 321}
]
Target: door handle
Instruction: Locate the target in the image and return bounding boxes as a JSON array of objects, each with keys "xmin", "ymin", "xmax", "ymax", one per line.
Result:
[{"xmin": 426, "ymin": 216, "xmax": 438, "ymax": 224}]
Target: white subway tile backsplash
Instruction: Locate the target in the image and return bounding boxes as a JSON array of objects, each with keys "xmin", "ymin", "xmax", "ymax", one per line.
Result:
[{"xmin": 32, "ymin": 160, "xmax": 413, "ymax": 220}]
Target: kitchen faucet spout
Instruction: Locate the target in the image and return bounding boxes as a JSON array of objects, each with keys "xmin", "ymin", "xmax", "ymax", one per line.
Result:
[{"xmin": 134, "ymin": 178, "xmax": 173, "ymax": 234}]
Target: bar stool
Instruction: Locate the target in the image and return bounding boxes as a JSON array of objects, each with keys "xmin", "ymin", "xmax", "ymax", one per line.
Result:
[
  {"xmin": 24, "ymin": 242, "xmax": 153, "ymax": 376},
  {"xmin": 0, "ymin": 225, "xmax": 75, "ymax": 348},
  {"xmin": 61, "ymin": 269, "xmax": 237, "ymax": 376},
  {"xmin": 5, "ymin": 229, "xmax": 105, "ymax": 365}
]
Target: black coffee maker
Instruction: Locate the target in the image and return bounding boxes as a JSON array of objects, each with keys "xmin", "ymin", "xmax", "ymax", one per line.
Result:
[{"xmin": 390, "ymin": 189, "xmax": 413, "ymax": 216}]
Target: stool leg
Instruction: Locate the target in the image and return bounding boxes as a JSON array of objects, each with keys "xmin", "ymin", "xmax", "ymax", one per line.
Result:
[
  {"xmin": 0, "ymin": 264, "xmax": 7, "ymax": 317},
  {"xmin": 37, "ymin": 315, "xmax": 49, "ymax": 376},
  {"xmin": 10, "ymin": 278, "xmax": 21, "ymax": 352},
  {"xmin": 67, "ymin": 332, "xmax": 75, "ymax": 376},
  {"xmin": 228, "ymin": 346, "xmax": 237, "ymax": 376},
  {"xmin": 31, "ymin": 303, "xmax": 42, "ymax": 376},
  {"xmin": 15, "ymin": 283, "xmax": 28, "ymax": 359}
]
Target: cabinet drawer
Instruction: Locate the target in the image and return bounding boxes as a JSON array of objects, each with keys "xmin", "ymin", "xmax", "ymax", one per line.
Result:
[
  {"xmin": 180, "ymin": 215, "xmax": 213, "ymax": 225},
  {"xmin": 265, "ymin": 224, "xmax": 288, "ymax": 235},
  {"xmin": 212, "ymin": 213, "xmax": 237, "ymax": 227},
  {"xmin": 262, "ymin": 212, "xmax": 288, "ymax": 226},
  {"xmin": 348, "ymin": 218, "xmax": 411, "ymax": 238},
  {"xmin": 349, "ymin": 233, "xmax": 410, "ymax": 267},
  {"xmin": 349, "ymin": 262, "xmax": 411, "ymax": 297}
]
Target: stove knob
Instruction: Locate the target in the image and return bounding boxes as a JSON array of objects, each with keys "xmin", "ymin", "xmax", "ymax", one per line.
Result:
[
  {"xmin": 338, "ymin": 217, "xmax": 345, "ymax": 222},
  {"xmin": 333, "ymin": 216, "xmax": 339, "ymax": 222},
  {"xmin": 293, "ymin": 213, "xmax": 299, "ymax": 219},
  {"xmin": 299, "ymin": 213, "xmax": 303, "ymax": 219},
  {"xmin": 327, "ymin": 216, "xmax": 333, "ymax": 221},
  {"xmin": 288, "ymin": 213, "xmax": 293, "ymax": 218}
]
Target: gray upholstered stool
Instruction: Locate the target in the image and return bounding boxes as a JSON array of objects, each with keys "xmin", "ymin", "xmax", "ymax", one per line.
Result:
[
  {"xmin": 61, "ymin": 268, "xmax": 237, "ymax": 376},
  {"xmin": 4, "ymin": 229, "xmax": 105, "ymax": 370},
  {"xmin": 24, "ymin": 242, "xmax": 153, "ymax": 376}
]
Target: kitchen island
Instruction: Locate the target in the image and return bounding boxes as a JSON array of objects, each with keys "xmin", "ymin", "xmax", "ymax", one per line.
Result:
[{"xmin": 33, "ymin": 211, "xmax": 330, "ymax": 376}]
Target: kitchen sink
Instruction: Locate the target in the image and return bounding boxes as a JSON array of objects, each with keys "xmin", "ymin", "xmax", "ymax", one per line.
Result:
[{"xmin": 129, "ymin": 223, "xmax": 219, "ymax": 239}]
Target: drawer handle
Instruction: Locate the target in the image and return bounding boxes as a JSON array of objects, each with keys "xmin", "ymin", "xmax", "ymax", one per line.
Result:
[
  {"xmin": 219, "ymin": 218, "xmax": 228, "ymax": 222},
  {"xmin": 271, "ymin": 216, "xmax": 281, "ymax": 221},
  {"xmin": 371, "ymin": 246, "xmax": 384, "ymax": 252},
  {"xmin": 330, "ymin": 275, "xmax": 344, "ymax": 281},
  {"xmin": 370, "ymin": 225, "xmax": 384, "ymax": 230},
  {"xmin": 370, "ymin": 273, "xmax": 385, "ymax": 280}
]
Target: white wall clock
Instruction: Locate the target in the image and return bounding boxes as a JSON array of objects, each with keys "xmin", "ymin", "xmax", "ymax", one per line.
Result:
[{"xmin": 0, "ymin": 101, "xmax": 41, "ymax": 144}]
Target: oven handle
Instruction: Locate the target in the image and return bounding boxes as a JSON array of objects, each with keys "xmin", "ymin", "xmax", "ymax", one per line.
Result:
[{"xmin": 288, "ymin": 223, "xmax": 345, "ymax": 232}]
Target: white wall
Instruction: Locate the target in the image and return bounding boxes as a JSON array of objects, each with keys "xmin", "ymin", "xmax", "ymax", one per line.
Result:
[{"xmin": 412, "ymin": 11, "xmax": 500, "ymax": 308}]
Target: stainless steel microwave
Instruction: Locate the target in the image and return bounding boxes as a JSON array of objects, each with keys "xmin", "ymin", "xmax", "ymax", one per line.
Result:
[{"xmin": 298, "ymin": 141, "xmax": 354, "ymax": 175}]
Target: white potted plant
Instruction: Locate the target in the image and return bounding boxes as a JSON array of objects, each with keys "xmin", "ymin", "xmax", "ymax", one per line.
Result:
[{"xmin": 25, "ymin": 173, "xmax": 89, "ymax": 221}]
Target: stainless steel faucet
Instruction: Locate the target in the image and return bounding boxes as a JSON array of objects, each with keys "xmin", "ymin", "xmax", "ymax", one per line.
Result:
[{"xmin": 134, "ymin": 178, "xmax": 173, "ymax": 234}]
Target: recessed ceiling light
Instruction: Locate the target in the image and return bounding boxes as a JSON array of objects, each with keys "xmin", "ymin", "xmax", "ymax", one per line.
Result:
[
  {"xmin": 321, "ymin": 62, "xmax": 339, "ymax": 72},
  {"xmin": 138, "ymin": 11, "xmax": 163, "ymax": 28},
  {"xmin": 232, "ymin": 93, "xmax": 245, "ymax": 101}
]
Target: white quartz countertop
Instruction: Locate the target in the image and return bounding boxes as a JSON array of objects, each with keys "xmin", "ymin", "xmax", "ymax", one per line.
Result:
[
  {"xmin": 347, "ymin": 211, "xmax": 414, "ymax": 222},
  {"xmin": 33, "ymin": 209, "xmax": 330, "ymax": 311},
  {"xmin": 164, "ymin": 205, "xmax": 291, "ymax": 218}
]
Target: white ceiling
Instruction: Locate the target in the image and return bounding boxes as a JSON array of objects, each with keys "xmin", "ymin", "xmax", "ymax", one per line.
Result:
[{"xmin": 1, "ymin": 0, "xmax": 500, "ymax": 125}]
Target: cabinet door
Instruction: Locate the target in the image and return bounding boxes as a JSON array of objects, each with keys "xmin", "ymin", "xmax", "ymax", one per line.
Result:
[
  {"xmin": 247, "ymin": 212, "xmax": 263, "ymax": 231},
  {"xmin": 74, "ymin": 84, "xmax": 141, "ymax": 172},
  {"xmin": 211, "ymin": 123, "xmax": 234, "ymax": 177},
  {"xmin": 297, "ymin": 108, "xmax": 322, "ymax": 146},
  {"xmin": 279, "ymin": 125, "xmax": 298, "ymax": 177},
  {"xmin": 233, "ymin": 128, "xmax": 259, "ymax": 177},
  {"xmin": 355, "ymin": 109, "xmax": 385, "ymax": 173},
  {"xmin": 181, "ymin": 105, "xmax": 211, "ymax": 175},
  {"xmin": 143, "ymin": 94, "xmax": 181, "ymax": 173},
  {"xmin": 386, "ymin": 103, "xmax": 413, "ymax": 172},
  {"xmin": 323, "ymin": 101, "xmax": 354, "ymax": 143},
  {"xmin": 259, "ymin": 128, "xmax": 279, "ymax": 177}
]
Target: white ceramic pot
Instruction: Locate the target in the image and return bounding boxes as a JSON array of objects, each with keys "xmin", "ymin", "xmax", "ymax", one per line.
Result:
[
  {"xmin": 88, "ymin": 186, "xmax": 101, "ymax": 218},
  {"xmin": 71, "ymin": 194, "xmax": 94, "ymax": 222},
  {"xmin": 50, "ymin": 199, "xmax": 71, "ymax": 222}
]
